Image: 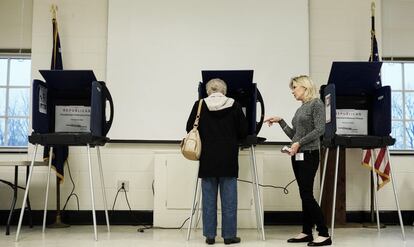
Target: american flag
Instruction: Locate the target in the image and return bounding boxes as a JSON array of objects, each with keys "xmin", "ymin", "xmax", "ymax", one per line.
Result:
[
  {"xmin": 362, "ymin": 149, "xmax": 390, "ymax": 189},
  {"xmin": 361, "ymin": 2, "xmax": 390, "ymax": 190}
]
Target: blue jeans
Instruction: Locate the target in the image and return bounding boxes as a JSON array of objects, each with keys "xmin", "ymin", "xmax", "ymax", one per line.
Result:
[{"xmin": 202, "ymin": 177, "xmax": 237, "ymax": 239}]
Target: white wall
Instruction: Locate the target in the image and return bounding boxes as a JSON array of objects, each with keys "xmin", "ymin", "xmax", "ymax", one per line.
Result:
[
  {"xmin": 0, "ymin": 0, "xmax": 414, "ymax": 221},
  {"xmin": 0, "ymin": 0, "xmax": 33, "ymax": 49},
  {"xmin": 382, "ymin": 0, "xmax": 414, "ymax": 57},
  {"xmin": 106, "ymin": 0, "xmax": 309, "ymax": 142}
]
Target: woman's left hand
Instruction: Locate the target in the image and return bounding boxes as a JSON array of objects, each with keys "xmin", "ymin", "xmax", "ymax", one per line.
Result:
[{"xmin": 289, "ymin": 142, "xmax": 300, "ymax": 155}]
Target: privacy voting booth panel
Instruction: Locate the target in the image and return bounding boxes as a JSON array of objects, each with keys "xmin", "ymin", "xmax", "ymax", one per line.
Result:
[
  {"xmin": 106, "ymin": 0, "xmax": 308, "ymax": 142},
  {"xmin": 31, "ymin": 70, "xmax": 113, "ymax": 145},
  {"xmin": 199, "ymin": 70, "xmax": 261, "ymax": 136},
  {"xmin": 323, "ymin": 62, "xmax": 395, "ymax": 148}
]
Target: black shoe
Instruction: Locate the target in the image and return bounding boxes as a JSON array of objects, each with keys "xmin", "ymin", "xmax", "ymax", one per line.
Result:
[
  {"xmin": 287, "ymin": 235, "xmax": 313, "ymax": 243},
  {"xmin": 205, "ymin": 238, "xmax": 215, "ymax": 245},
  {"xmin": 224, "ymin": 237, "xmax": 241, "ymax": 245},
  {"xmin": 307, "ymin": 237, "xmax": 332, "ymax": 246}
]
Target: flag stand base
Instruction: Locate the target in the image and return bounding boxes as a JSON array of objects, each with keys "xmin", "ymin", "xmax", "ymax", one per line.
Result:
[
  {"xmin": 47, "ymin": 177, "xmax": 70, "ymax": 228},
  {"xmin": 362, "ymin": 222, "xmax": 386, "ymax": 229},
  {"xmin": 47, "ymin": 215, "xmax": 70, "ymax": 228},
  {"xmin": 319, "ymin": 146, "xmax": 404, "ymax": 241},
  {"xmin": 362, "ymin": 174, "xmax": 386, "ymax": 229}
]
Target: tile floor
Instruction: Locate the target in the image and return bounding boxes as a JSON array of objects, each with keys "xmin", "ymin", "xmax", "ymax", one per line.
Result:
[{"xmin": 0, "ymin": 225, "xmax": 413, "ymax": 247}]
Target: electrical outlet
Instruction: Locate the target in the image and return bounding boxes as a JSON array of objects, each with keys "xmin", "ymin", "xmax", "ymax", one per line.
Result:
[{"xmin": 117, "ymin": 180, "xmax": 129, "ymax": 192}]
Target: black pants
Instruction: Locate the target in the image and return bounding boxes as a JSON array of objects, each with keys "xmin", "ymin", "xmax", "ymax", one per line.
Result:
[{"xmin": 291, "ymin": 150, "xmax": 329, "ymax": 237}]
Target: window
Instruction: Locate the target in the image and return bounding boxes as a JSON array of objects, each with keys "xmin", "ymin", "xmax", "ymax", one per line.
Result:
[
  {"xmin": 382, "ymin": 61, "xmax": 414, "ymax": 150},
  {"xmin": 0, "ymin": 56, "xmax": 31, "ymax": 147}
]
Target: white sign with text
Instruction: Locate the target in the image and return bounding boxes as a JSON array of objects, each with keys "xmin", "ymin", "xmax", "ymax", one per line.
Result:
[
  {"xmin": 336, "ymin": 109, "xmax": 368, "ymax": 135},
  {"xmin": 55, "ymin": 105, "xmax": 91, "ymax": 132}
]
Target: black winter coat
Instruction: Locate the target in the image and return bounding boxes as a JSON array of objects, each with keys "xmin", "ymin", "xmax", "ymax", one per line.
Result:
[{"xmin": 186, "ymin": 100, "xmax": 248, "ymax": 178}]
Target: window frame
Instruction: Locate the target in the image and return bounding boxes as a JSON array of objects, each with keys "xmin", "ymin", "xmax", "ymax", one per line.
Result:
[
  {"xmin": 382, "ymin": 57, "xmax": 414, "ymax": 154},
  {"xmin": 0, "ymin": 53, "xmax": 31, "ymax": 150}
]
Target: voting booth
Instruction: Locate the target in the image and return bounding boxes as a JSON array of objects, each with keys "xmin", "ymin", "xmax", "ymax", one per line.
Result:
[
  {"xmin": 16, "ymin": 70, "xmax": 113, "ymax": 241},
  {"xmin": 199, "ymin": 70, "xmax": 264, "ymax": 137},
  {"xmin": 319, "ymin": 62, "xmax": 405, "ymax": 240},
  {"xmin": 30, "ymin": 70, "xmax": 113, "ymax": 145},
  {"xmin": 322, "ymin": 62, "xmax": 394, "ymax": 147},
  {"xmin": 187, "ymin": 70, "xmax": 266, "ymax": 241}
]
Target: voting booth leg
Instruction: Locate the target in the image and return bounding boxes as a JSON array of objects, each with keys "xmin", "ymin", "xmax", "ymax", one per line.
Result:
[
  {"xmin": 329, "ymin": 146, "xmax": 340, "ymax": 240},
  {"xmin": 42, "ymin": 147, "xmax": 54, "ymax": 233},
  {"xmin": 385, "ymin": 149, "xmax": 406, "ymax": 240},
  {"xmin": 6, "ymin": 166, "xmax": 18, "ymax": 235},
  {"xmin": 86, "ymin": 144, "xmax": 98, "ymax": 241},
  {"xmin": 249, "ymin": 146, "xmax": 265, "ymax": 241},
  {"xmin": 186, "ymin": 169, "xmax": 200, "ymax": 241},
  {"xmin": 318, "ymin": 149, "xmax": 329, "ymax": 204},
  {"xmin": 97, "ymin": 147, "xmax": 110, "ymax": 232},
  {"xmin": 194, "ymin": 184, "xmax": 202, "ymax": 229},
  {"xmin": 15, "ymin": 144, "xmax": 38, "ymax": 241},
  {"xmin": 368, "ymin": 152, "xmax": 381, "ymax": 232},
  {"xmin": 25, "ymin": 171, "xmax": 34, "ymax": 229}
]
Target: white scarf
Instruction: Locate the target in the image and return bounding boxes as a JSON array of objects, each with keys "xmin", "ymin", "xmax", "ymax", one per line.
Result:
[{"xmin": 204, "ymin": 92, "xmax": 234, "ymax": 111}]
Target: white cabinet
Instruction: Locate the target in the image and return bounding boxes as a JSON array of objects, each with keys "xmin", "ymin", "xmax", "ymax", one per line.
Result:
[{"xmin": 154, "ymin": 150, "xmax": 263, "ymax": 228}]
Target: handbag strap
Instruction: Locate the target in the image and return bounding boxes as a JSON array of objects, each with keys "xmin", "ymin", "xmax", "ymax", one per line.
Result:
[{"xmin": 193, "ymin": 99, "xmax": 203, "ymax": 128}]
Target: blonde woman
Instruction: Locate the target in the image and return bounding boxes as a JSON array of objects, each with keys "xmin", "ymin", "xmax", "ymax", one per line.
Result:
[{"xmin": 265, "ymin": 75, "xmax": 331, "ymax": 246}]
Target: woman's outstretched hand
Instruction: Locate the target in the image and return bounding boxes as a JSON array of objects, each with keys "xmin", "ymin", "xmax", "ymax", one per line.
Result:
[{"xmin": 264, "ymin": 116, "xmax": 282, "ymax": 127}]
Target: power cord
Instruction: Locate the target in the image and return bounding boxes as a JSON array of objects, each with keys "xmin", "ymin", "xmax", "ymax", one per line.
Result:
[
  {"xmin": 170, "ymin": 179, "xmax": 297, "ymax": 231},
  {"xmin": 139, "ymin": 201, "xmax": 199, "ymax": 232},
  {"xmin": 60, "ymin": 167, "xmax": 295, "ymax": 230},
  {"xmin": 111, "ymin": 183, "xmax": 153, "ymax": 232},
  {"xmin": 237, "ymin": 178, "xmax": 296, "ymax": 194},
  {"xmin": 115, "ymin": 178, "xmax": 296, "ymax": 233},
  {"xmin": 62, "ymin": 159, "xmax": 80, "ymax": 211}
]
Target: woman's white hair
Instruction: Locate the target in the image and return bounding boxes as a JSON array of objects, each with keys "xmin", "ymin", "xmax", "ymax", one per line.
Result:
[
  {"xmin": 206, "ymin": 78, "xmax": 227, "ymax": 96},
  {"xmin": 289, "ymin": 75, "xmax": 317, "ymax": 102}
]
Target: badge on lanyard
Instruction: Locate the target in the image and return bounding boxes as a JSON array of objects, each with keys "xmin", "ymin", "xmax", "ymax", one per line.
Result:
[{"xmin": 295, "ymin": 152, "xmax": 304, "ymax": 161}]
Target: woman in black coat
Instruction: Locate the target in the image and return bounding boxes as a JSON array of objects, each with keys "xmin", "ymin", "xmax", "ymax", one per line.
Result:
[{"xmin": 186, "ymin": 78, "xmax": 248, "ymax": 245}]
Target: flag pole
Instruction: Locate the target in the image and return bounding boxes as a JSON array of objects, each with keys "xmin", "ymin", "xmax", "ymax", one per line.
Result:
[
  {"xmin": 369, "ymin": 1, "xmax": 377, "ymax": 224},
  {"xmin": 370, "ymin": 2, "xmax": 375, "ymax": 62},
  {"xmin": 363, "ymin": 1, "xmax": 385, "ymax": 229},
  {"xmin": 51, "ymin": 4, "xmax": 57, "ymax": 19},
  {"xmin": 47, "ymin": 4, "xmax": 69, "ymax": 229}
]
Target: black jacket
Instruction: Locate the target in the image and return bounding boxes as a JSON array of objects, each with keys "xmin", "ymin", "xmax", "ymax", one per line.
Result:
[{"xmin": 186, "ymin": 100, "xmax": 248, "ymax": 178}]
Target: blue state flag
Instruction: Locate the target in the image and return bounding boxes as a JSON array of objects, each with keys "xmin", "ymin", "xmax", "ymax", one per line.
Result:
[{"xmin": 43, "ymin": 16, "xmax": 69, "ymax": 182}]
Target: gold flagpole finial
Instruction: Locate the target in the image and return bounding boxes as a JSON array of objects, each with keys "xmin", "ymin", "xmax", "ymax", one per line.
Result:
[
  {"xmin": 50, "ymin": 4, "xmax": 58, "ymax": 19},
  {"xmin": 371, "ymin": 2, "xmax": 376, "ymax": 17}
]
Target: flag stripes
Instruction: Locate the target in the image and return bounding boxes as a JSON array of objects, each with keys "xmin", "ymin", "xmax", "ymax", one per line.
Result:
[{"xmin": 362, "ymin": 148, "xmax": 390, "ymax": 190}]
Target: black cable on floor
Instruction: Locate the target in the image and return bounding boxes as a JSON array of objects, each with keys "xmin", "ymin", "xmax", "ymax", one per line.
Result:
[
  {"xmin": 110, "ymin": 185, "xmax": 153, "ymax": 231},
  {"xmin": 62, "ymin": 159, "xmax": 80, "ymax": 211},
  {"xmin": 237, "ymin": 178, "xmax": 296, "ymax": 194},
  {"xmin": 150, "ymin": 179, "xmax": 297, "ymax": 232},
  {"xmin": 138, "ymin": 201, "xmax": 199, "ymax": 232},
  {"xmin": 118, "ymin": 178, "xmax": 296, "ymax": 233}
]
